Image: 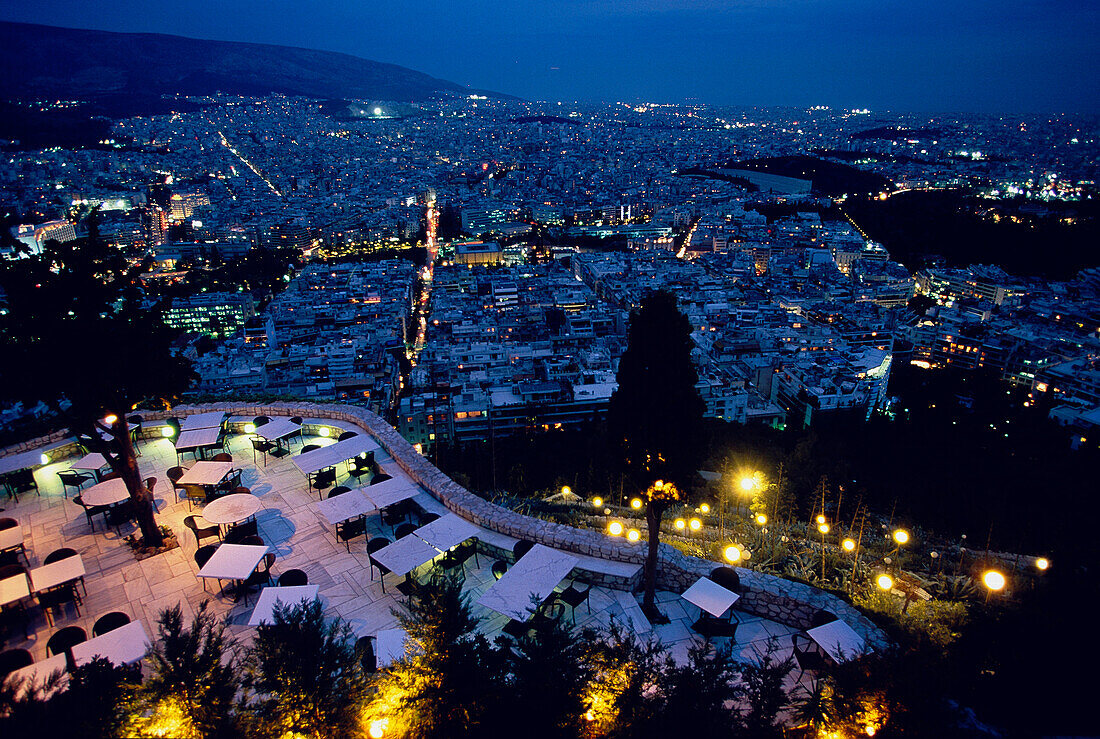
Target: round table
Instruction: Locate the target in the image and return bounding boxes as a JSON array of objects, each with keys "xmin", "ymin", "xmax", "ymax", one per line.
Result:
[
  {"xmin": 201, "ymin": 493, "xmax": 262, "ymax": 526},
  {"xmin": 81, "ymin": 478, "xmax": 131, "ymax": 507}
]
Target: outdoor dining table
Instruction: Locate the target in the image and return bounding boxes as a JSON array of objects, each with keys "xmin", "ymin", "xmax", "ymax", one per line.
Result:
[
  {"xmin": 255, "ymin": 418, "xmax": 302, "ymax": 456},
  {"xmin": 201, "ymin": 493, "xmax": 262, "ymax": 527},
  {"xmin": 247, "ymin": 584, "xmax": 321, "ymax": 626},
  {"xmin": 72, "ymin": 621, "xmax": 152, "ymax": 667},
  {"xmin": 69, "ymin": 452, "xmax": 109, "ymax": 479},
  {"xmin": 81, "ymin": 477, "xmax": 131, "ymax": 507},
  {"xmin": 680, "ymin": 576, "xmax": 740, "ymax": 618},
  {"xmin": 362, "ymin": 478, "xmax": 419, "ymax": 511},
  {"xmin": 374, "ymin": 627, "xmax": 409, "ymax": 667},
  {"xmin": 0, "ymin": 448, "xmax": 45, "ymax": 477},
  {"xmin": 412, "ymin": 513, "xmax": 480, "ymax": 552},
  {"xmin": 197, "ymin": 543, "xmax": 269, "ymax": 600},
  {"xmin": 174, "ymin": 427, "xmax": 223, "ymax": 460},
  {"xmin": 476, "ymin": 544, "xmax": 580, "ymax": 622},
  {"xmin": 293, "ymin": 436, "xmax": 379, "ymax": 477},
  {"xmin": 177, "ymin": 461, "xmax": 234, "ymax": 487},
  {"xmin": 5, "ymin": 653, "xmax": 70, "ymax": 696},
  {"xmin": 0, "ymin": 522, "xmax": 23, "ymax": 554},
  {"xmin": 0, "ymin": 571, "xmax": 30, "ymax": 608},
  {"xmin": 806, "ymin": 619, "xmax": 866, "ymax": 663},
  {"xmin": 29, "ymin": 554, "xmax": 85, "ymax": 593},
  {"xmin": 180, "ymin": 411, "xmax": 227, "ymax": 432},
  {"xmin": 370, "ymin": 535, "xmax": 441, "ymax": 594},
  {"xmin": 315, "ymin": 489, "xmax": 374, "ymax": 525}
]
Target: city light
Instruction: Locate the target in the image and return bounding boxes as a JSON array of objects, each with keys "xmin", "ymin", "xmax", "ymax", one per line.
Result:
[
  {"xmin": 724, "ymin": 545, "xmax": 742, "ymax": 563},
  {"xmin": 627, "ymin": 529, "xmax": 641, "ymax": 542},
  {"xmin": 103, "ymin": 414, "xmax": 118, "ymax": 424},
  {"xmin": 689, "ymin": 518, "xmax": 702, "ymax": 531},
  {"xmin": 40, "ymin": 453, "xmax": 49, "ymax": 465},
  {"xmin": 369, "ymin": 718, "xmax": 388, "ymax": 738},
  {"xmin": 982, "ymin": 570, "xmax": 1006, "ymax": 591},
  {"xmin": 893, "ymin": 529, "xmax": 909, "ymax": 545},
  {"xmin": 608, "ymin": 521, "xmax": 624, "ymax": 536},
  {"xmin": 842, "ymin": 538, "xmax": 856, "ymax": 551},
  {"xmin": 877, "ymin": 574, "xmax": 894, "ymax": 591}
]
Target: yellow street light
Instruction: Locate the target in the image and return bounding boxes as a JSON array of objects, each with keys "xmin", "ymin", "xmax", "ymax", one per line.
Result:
[
  {"xmin": 627, "ymin": 529, "xmax": 641, "ymax": 542},
  {"xmin": 982, "ymin": 570, "xmax": 1006, "ymax": 591},
  {"xmin": 592, "ymin": 497, "xmax": 603, "ymax": 508},
  {"xmin": 755, "ymin": 513, "xmax": 767, "ymax": 526},
  {"xmin": 877, "ymin": 574, "xmax": 894, "ymax": 591},
  {"xmin": 608, "ymin": 521, "xmax": 624, "ymax": 536},
  {"xmin": 893, "ymin": 529, "xmax": 909, "ymax": 545},
  {"xmin": 674, "ymin": 518, "xmax": 686, "ymax": 531},
  {"xmin": 724, "ymin": 545, "xmax": 742, "ymax": 563},
  {"xmin": 699, "ymin": 503, "xmax": 711, "ymax": 514},
  {"xmin": 842, "ymin": 538, "xmax": 856, "ymax": 552},
  {"xmin": 818, "ymin": 523, "xmax": 830, "ymax": 535},
  {"xmin": 689, "ymin": 518, "xmax": 702, "ymax": 531},
  {"xmin": 1036, "ymin": 557, "xmax": 1050, "ymax": 571},
  {"xmin": 630, "ymin": 498, "xmax": 643, "ymax": 510},
  {"xmin": 815, "ymin": 515, "xmax": 826, "ymax": 525}
]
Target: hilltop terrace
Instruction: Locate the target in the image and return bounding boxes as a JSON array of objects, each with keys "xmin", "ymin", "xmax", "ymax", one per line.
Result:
[{"xmin": 0, "ymin": 402, "xmax": 885, "ymax": 694}]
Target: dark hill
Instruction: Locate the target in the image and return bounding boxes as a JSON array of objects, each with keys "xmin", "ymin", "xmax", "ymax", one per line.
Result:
[
  {"xmin": 726, "ymin": 155, "xmax": 892, "ymax": 197},
  {"xmin": 0, "ymin": 21, "xmax": 506, "ymax": 103}
]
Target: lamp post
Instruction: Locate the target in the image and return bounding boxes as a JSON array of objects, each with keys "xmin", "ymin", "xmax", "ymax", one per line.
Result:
[
  {"xmin": 982, "ymin": 569, "xmax": 1006, "ymax": 603},
  {"xmin": 817, "ymin": 518, "xmax": 830, "ymax": 582}
]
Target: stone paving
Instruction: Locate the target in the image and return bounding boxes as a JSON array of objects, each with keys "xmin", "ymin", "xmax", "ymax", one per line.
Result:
[{"xmin": 1, "ymin": 427, "xmax": 808, "ymax": 693}]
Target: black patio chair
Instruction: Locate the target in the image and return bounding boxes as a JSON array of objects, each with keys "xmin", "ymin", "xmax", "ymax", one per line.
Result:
[
  {"xmin": 5, "ymin": 469, "xmax": 38, "ymax": 500},
  {"xmin": 792, "ymin": 633, "xmax": 829, "ymax": 684},
  {"xmin": 336, "ymin": 516, "xmax": 367, "ymax": 552},
  {"xmin": 92, "ymin": 611, "xmax": 131, "ymax": 637},
  {"xmin": 810, "ymin": 609, "xmax": 837, "ymax": 628},
  {"xmin": 337, "ymin": 431, "xmax": 359, "ymax": 441},
  {"xmin": 39, "ymin": 583, "xmax": 82, "ymax": 626},
  {"xmin": 491, "ymin": 561, "xmax": 508, "ymax": 580},
  {"xmin": 185, "ymin": 515, "xmax": 221, "ymax": 547},
  {"xmin": 559, "ymin": 581, "xmax": 592, "ymax": 623},
  {"xmin": 328, "ymin": 486, "xmax": 351, "ymax": 498},
  {"xmin": 42, "ymin": 547, "xmax": 85, "ymax": 596},
  {"xmin": 310, "ymin": 468, "xmax": 337, "ymax": 496},
  {"xmin": 512, "ymin": 540, "xmax": 535, "ymax": 562},
  {"xmin": 239, "ymin": 553, "xmax": 276, "ymax": 604},
  {"xmin": 58, "ymin": 470, "xmax": 95, "ymax": 497},
  {"xmin": 47, "ymin": 626, "xmax": 87, "ymax": 663},
  {"xmin": 348, "ymin": 454, "xmax": 373, "ymax": 483},
  {"xmin": 355, "ymin": 636, "xmax": 377, "ymax": 674},
  {"xmin": 224, "ymin": 518, "xmax": 259, "ymax": 544},
  {"xmin": 195, "ymin": 544, "xmax": 220, "ymax": 592},
  {"xmin": 251, "ymin": 437, "xmax": 275, "ymax": 466},
  {"xmin": 301, "ymin": 444, "xmax": 321, "ymax": 454},
  {"xmin": 370, "ymin": 472, "xmax": 392, "ymax": 485},
  {"xmin": 278, "ymin": 569, "xmax": 308, "ymax": 587},
  {"xmin": 710, "ymin": 566, "xmax": 741, "ymax": 594},
  {"xmin": 127, "ymin": 415, "xmax": 144, "ymax": 442},
  {"xmin": 106, "ymin": 499, "xmax": 136, "ymax": 533},
  {"xmin": 72, "ymin": 495, "xmax": 110, "ymax": 531},
  {"xmin": 0, "ymin": 518, "xmax": 26, "ymax": 565},
  {"xmin": 253, "ymin": 416, "xmax": 271, "ymax": 428},
  {"xmin": 367, "ymin": 537, "xmax": 392, "ymax": 593},
  {"xmin": 394, "ymin": 522, "xmax": 418, "ymax": 540}
]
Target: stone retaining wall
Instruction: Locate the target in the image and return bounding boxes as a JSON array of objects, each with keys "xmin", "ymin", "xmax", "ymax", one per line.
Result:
[{"xmin": 0, "ymin": 401, "xmax": 888, "ymax": 651}]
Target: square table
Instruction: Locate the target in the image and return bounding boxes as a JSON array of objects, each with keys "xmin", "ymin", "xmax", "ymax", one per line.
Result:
[
  {"xmin": 72, "ymin": 621, "xmax": 152, "ymax": 667},
  {"xmin": 374, "ymin": 628, "xmax": 409, "ymax": 667},
  {"xmin": 807, "ymin": 619, "xmax": 866, "ymax": 663},
  {"xmin": 5, "ymin": 653, "xmax": 70, "ymax": 697},
  {"xmin": 0, "ymin": 572, "xmax": 30, "ymax": 608},
  {"xmin": 370, "ymin": 536, "xmax": 440, "ymax": 578},
  {"xmin": 197, "ymin": 543, "xmax": 269, "ymax": 581},
  {"xmin": 175, "ymin": 428, "xmax": 223, "ymax": 459},
  {"xmin": 477, "ymin": 544, "xmax": 579, "ymax": 622},
  {"xmin": 247, "ymin": 585, "xmax": 321, "ymax": 626},
  {"xmin": 315, "ymin": 490, "xmax": 375, "ymax": 525},
  {"xmin": 0, "ymin": 523, "xmax": 23, "ymax": 552},
  {"xmin": 29, "ymin": 555, "xmax": 85, "ymax": 593},
  {"xmin": 255, "ymin": 418, "xmax": 301, "ymax": 443},
  {"xmin": 0, "ymin": 449, "xmax": 44, "ymax": 477},
  {"xmin": 413, "ymin": 513, "xmax": 480, "ymax": 552},
  {"xmin": 680, "ymin": 577, "xmax": 740, "ymax": 618},
  {"xmin": 362, "ymin": 478, "xmax": 419, "ymax": 511},
  {"xmin": 178, "ymin": 461, "xmax": 234, "ymax": 487},
  {"xmin": 293, "ymin": 436, "xmax": 379, "ymax": 477},
  {"xmin": 70, "ymin": 452, "xmax": 108, "ymax": 473},
  {"xmin": 180, "ymin": 411, "xmax": 227, "ymax": 432}
]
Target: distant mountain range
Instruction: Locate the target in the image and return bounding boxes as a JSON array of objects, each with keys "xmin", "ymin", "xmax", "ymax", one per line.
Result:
[{"xmin": 0, "ymin": 21, "xmax": 503, "ymax": 103}]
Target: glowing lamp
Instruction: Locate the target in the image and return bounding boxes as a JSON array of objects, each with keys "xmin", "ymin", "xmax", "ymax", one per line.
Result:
[
  {"xmin": 319, "ymin": 427, "xmax": 331, "ymax": 437},
  {"xmin": 818, "ymin": 523, "xmax": 830, "ymax": 535},
  {"xmin": 1036, "ymin": 557, "xmax": 1050, "ymax": 571},
  {"xmin": 815, "ymin": 515, "xmax": 826, "ymax": 525},
  {"xmin": 689, "ymin": 518, "xmax": 702, "ymax": 531},
  {"xmin": 842, "ymin": 538, "xmax": 856, "ymax": 551},
  {"xmin": 893, "ymin": 529, "xmax": 909, "ymax": 545},
  {"xmin": 755, "ymin": 514, "xmax": 767, "ymax": 526},
  {"xmin": 592, "ymin": 497, "xmax": 603, "ymax": 508},
  {"xmin": 562, "ymin": 485, "xmax": 572, "ymax": 496},
  {"xmin": 626, "ymin": 529, "xmax": 641, "ymax": 542},
  {"xmin": 630, "ymin": 498, "xmax": 643, "ymax": 510},
  {"xmin": 699, "ymin": 503, "xmax": 710, "ymax": 514},
  {"xmin": 161, "ymin": 426, "xmax": 175, "ymax": 438},
  {"xmin": 40, "ymin": 453, "xmax": 50, "ymax": 465},
  {"xmin": 724, "ymin": 545, "xmax": 742, "ymax": 563},
  {"xmin": 877, "ymin": 574, "xmax": 894, "ymax": 591},
  {"xmin": 982, "ymin": 570, "xmax": 1006, "ymax": 591},
  {"xmin": 369, "ymin": 718, "xmax": 388, "ymax": 738},
  {"xmin": 608, "ymin": 521, "xmax": 624, "ymax": 536},
  {"xmin": 103, "ymin": 414, "xmax": 118, "ymax": 425},
  {"xmin": 244, "ymin": 423, "xmax": 256, "ymax": 433},
  {"xmin": 739, "ymin": 476, "xmax": 755, "ymax": 492},
  {"xmin": 674, "ymin": 518, "xmax": 686, "ymax": 531}
]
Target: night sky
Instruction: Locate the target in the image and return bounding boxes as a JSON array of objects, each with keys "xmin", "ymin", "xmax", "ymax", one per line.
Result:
[{"xmin": 4, "ymin": 0, "xmax": 1097, "ymax": 113}]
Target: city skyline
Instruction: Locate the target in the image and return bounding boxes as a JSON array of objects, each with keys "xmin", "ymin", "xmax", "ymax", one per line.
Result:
[{"xmin": 2, "ymin": 0, "xmax": 1098, "ymax": 114}]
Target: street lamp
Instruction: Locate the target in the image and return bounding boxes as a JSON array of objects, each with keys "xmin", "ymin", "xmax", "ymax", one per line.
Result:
[{"xmin": 983, "ymin": 569, "xmax": 1006, "ymax": 592}]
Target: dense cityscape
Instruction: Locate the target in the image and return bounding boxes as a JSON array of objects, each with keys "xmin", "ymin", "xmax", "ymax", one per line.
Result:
[{"xmin": 0, "ymin": 13, "xmax": 1097, "ymax": 739}]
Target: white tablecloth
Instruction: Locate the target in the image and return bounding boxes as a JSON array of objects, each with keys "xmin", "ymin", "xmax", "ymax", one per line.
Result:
[
  {"xmin": 256, "ymin": 418, "xmax": 302, "ymax": 442},
  {"xmin": 370, "ymin": 536, "xmax": 440, "ymax": 577},
  {"xmin": 198, "ymin": 543, "xmax": 268, "ymax": 580},
  {"xmin": 29, "ymin": 555, "xmax": 85, "ymax": 592},
  {"xmin": 293, "ymin": 436, "xmax": 378, "ymax": 476},
  {"xmin": 248, "ymin": 585, "xmax": 321, "ymax": 626},
  {"xmin": 315, "ymin": 490, "xmax": 374, "ymax": 525},
  {"xmin": 413, "ymin": 513, "xmax": 480, "ymax": 551},
  {"xmin": 181, "ymin": 412, "xmax": 227, "ymax": 431},
  {"xmin": 476, "ymin": 544, "xmax": 579, "ymax": 621},
  {"xmin": 72, "ymin": 621, "xmax": 152, "ymax": 666},
  {"xmin": 178, "ymin": 461, "xmax": 234, "ymax": 486}
]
